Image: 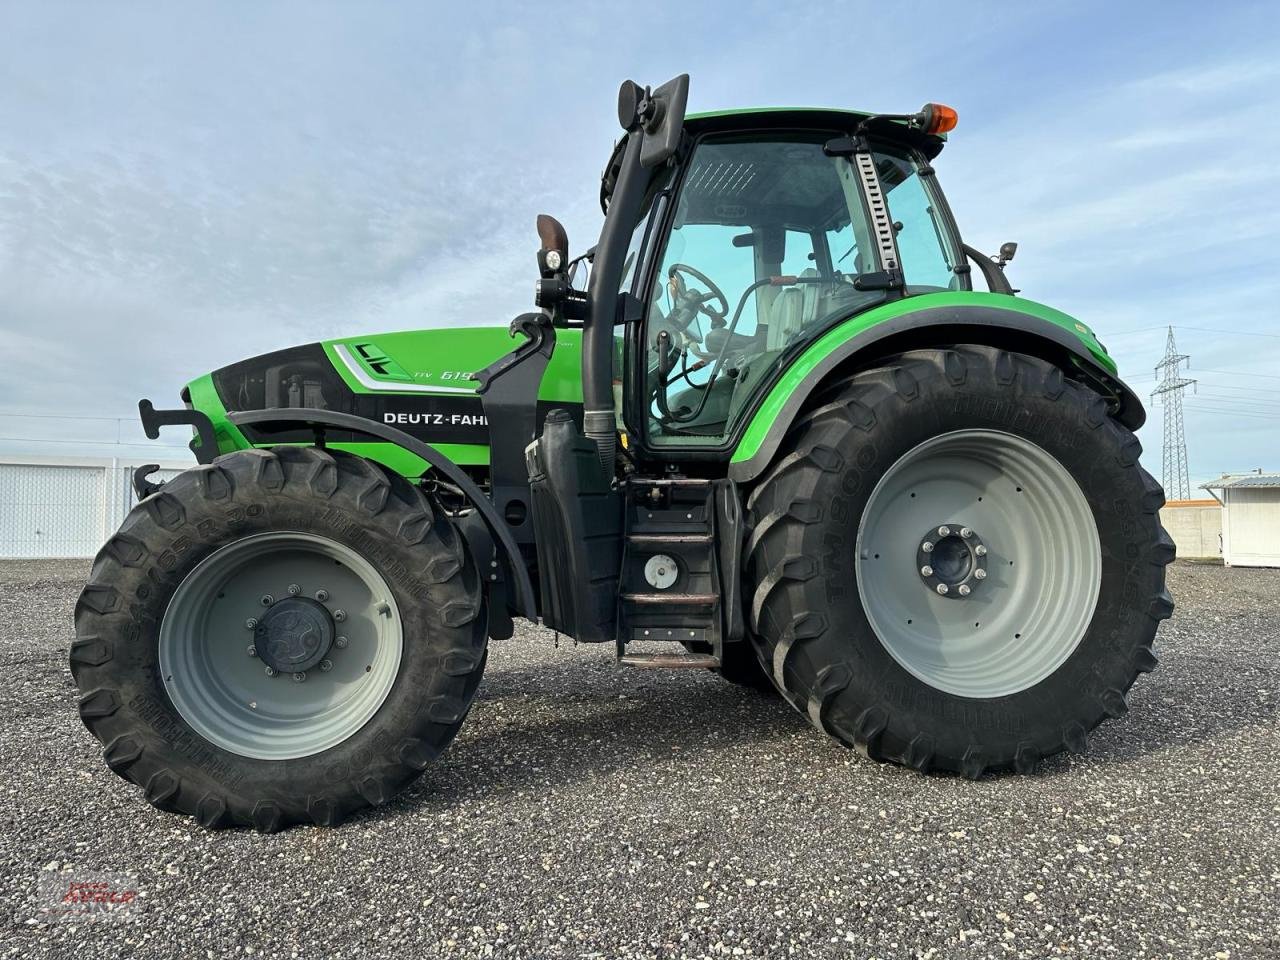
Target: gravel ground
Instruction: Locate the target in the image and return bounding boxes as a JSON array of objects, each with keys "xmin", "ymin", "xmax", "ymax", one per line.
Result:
[{"xmin": 2, "ymin": 559, "xmax": 1277, "ymax": 959}]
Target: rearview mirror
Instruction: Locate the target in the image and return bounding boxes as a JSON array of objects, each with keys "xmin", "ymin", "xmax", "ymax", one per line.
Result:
[{"xmin": 615, "ymin": 74, "xmax": 689, "ymax": 170}]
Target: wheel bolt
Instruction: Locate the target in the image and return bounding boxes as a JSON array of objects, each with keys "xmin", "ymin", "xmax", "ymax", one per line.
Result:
[
  {"xmin": 920, "ymin": 565, "xmax": 933, "ymax": 577},
  {"xmin": 921, "ymin": 541, "xmax": 934, "ymax": 553},
  {"xmin": 333, "ymin": 609, "xmax": 347, "ymax": 622},
  {"xmin": 315, "ymin": 589, "xmax": 329, "ymax": 602},
  {"xmin": 958, "ymin": 584, "xmax": 971, "ymax": 597},
  {"xmin": 975, "ymin": 545, "xmax": 988, "ymax": 557},
  {"xmin": 245, "ymin": 617, "xmax": 258, "ymax": 630},
  {"xmin": 247, "ymin": 645, "xmax": 257, "ymax": 657},
  {"xmin": 974, "ymin": 568, "xmax": 987, "ymax": 580},
  {"xmin": 960, "ymin": 527, "xmax": 972, "ymax": 539},
  {"xmin": 936, "ymin": 583, "xmax": 949, "ymax": 595},
  {"xmin": 293, "ymin": 672, "xmax": 307, "ymax": 683},
  {"xmin": 264, "ymin": 666, "xmax": 276, "ymax": 677},
  {"xmin": 288, "ymin": 583, "xmax": 301, "ymax": 596},
  {"xmin": 260, "ymin": 594, "xmax": 274, "ymax": 607},
  {"xmin": 335, "ymin": 636, "xmax": 349, "ymax": 649},
  {"xmin": 938, "ymin": 525, "xmax": 950, "ymax": 537},
  {"xmin": 319, "ymin": 659, "xmax": 333, "ymax": 673}
]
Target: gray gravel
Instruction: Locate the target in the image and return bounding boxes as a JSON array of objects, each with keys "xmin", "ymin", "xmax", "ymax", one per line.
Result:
[{"xmin": 1, "ymin": 559, "xmax": 1277, "ymax": 959}]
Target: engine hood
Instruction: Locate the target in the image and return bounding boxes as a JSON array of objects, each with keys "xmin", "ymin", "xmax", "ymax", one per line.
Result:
[{"xmin": 185, "ymin": 325, "xmax": 584, "ymax": 470}]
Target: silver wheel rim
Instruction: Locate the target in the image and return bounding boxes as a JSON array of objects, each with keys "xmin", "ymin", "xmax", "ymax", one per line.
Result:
[
  {"xmin": 855, "ymin": 429, "xmax": 1100, "ymax": 699},
  {"xmin": 158, "ymin": 532, "xmax": 403, "ymax": 760}
]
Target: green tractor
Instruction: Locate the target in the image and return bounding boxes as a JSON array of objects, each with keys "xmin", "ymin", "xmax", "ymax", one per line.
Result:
[{"xmin": 72, "ymin": 76, "xmax": 1173, "ymax": 831}]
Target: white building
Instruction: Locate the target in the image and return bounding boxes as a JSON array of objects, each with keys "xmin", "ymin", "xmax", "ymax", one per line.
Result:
[
  {"xmin": 0, "ymin": 455, "xmax": 190, "ymax": 559},
  {"xmin": 1202, "ymin": 473, "xmax": 1280, "ymax": 569}
]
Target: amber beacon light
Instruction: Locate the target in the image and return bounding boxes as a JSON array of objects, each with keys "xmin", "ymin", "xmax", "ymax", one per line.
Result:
[{"xmin": 917, "ymin": 102, "xmax": 958, "ymax": 135}]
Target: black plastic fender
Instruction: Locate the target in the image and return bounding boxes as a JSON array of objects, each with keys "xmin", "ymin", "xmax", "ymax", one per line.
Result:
[{"xmin": 227, "ymin": 407, "xmax": 537, "ymax": 622}]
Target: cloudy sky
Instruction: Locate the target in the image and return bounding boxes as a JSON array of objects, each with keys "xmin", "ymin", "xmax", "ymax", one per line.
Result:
[{"xmin": 1, "ymin": 1, "xmax": 1276, "ymax": 487}]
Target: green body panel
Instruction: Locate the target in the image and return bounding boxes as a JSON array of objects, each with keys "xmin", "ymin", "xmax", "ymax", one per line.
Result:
[
  {"xmin": 184, "ymin": 326, "xmax": 585, "ymax": 469},
  {"xmin": 730, "ymin": 291, "xmax": 1114, "ymax": 466},
  {"xmin": 321, "ymin": 326, "xmax": 584, "ymax": 403}
]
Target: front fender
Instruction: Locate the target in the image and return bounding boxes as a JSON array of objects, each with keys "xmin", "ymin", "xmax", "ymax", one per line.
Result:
[
  {"xmin": 728, "ymin": 292, "xmax": 1142, "ymax": 483},
  {"xmin": 227, "ymin": 407, "xmax": 537, "ymax": 622}
]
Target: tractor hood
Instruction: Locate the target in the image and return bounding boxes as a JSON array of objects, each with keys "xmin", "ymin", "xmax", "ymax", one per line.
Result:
[{"xmin": 185, "ymin": 326, "xmax": 584, "ymax": 470}]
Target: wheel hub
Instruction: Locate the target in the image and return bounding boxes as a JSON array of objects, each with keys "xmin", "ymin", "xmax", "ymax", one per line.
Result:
[
  {"xmin": 916, "ymin": 523, "xmax": 988, "ymax": 598},
  {"xmin": 253, "ymin": 596, "xmax": 335, "ymax": 674}
]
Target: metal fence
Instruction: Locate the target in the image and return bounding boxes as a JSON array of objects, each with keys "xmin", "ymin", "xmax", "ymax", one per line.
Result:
[{"xmin": 0, "ymin": 455, "xmax": 191, "ymax": 558}]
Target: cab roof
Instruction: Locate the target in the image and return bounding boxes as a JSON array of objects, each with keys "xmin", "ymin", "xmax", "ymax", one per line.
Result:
[{"xmin": 685, "ymin": 107, "xmax": 947, "ymax": 159}]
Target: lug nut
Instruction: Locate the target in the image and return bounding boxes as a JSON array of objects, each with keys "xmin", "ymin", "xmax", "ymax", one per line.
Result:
[
  {"xmin": 293, "ymin": 672, "xmax": 307, "ymax": 683},
  {"xmin": 938, "ymin": 525, "xmax": 950, "ymax": 537},
  {"xmin": 245, "ymin": 617, "xmax": 258, "ymax": 630},
  {"xmin": 315, "ymin": 589, "xmax": 329, "ymax": 602},
  {"xmin": 288, "ymin": 583, "xmax": 301, "ymax": 596},
  {"xmin": 975, "ymin": 545, "xmax": 988, "ymax": 557},
  {"xmin": 920, "ymin": 565, "xmax": 933, "ymax": 577},
  {"xmin": 960, "ymin": 527, "xmax": 972, "ymax": 539},
  {"xmin": 319, "ymin": 659, "xmax": 333, "ymax": 673},
  {"xmin": 335, "ymin": 636, "xmax": 349, "ymax": 649},
  {"xmin": 260, "ymin": 594, "xmax": 274, "ymax": 607},
  {"xmin": 974, "ymin": 568, "xmax": 987, "ymax": 580},
  {"xmin": 247, "ymin": 645, "xmax": 258, "ymax": 657},
  {"xmin": 921, "ymin": 541, "xmax": 934, "ymax": 553},
  {"xmin": 333, "ymin": 609, "xmax": 347, "ymax": 622},
  {"xmin": 936, "ymin": 583, "xmax": 949, "ymax": 595},
  {"xmin": 958, "ymin": 584, "xmax": 971, "ymax": 597},
  {"xmin": 264, "ymin": 666, "xmax": 276, "ymax": 677}
]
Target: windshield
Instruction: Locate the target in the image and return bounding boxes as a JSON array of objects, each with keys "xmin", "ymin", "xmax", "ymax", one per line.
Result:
[{"xmin": 640, "ymin": 132, "xmax": 965, "ymax": 446}]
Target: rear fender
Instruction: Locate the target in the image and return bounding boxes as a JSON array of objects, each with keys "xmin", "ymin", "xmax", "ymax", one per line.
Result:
[{"xmin": 729, "ymin": 299, "xmax": 1144, "ymax": 483}]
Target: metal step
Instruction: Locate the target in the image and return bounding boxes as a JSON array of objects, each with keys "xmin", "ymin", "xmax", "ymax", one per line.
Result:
[
  {"xmin": 627, "ymin": 477, "xmax": 714, "ymax": 487},
  {"xmin": 620, "ymin": 652, "xmax": 720, "ymax": 669},
  {"xmin": 627, "ymin": 533, "xmax": 714, "ymax": 545},
  {"xmin": 620, "ymin": 592, "xmax": 717, "ymax": 605}
]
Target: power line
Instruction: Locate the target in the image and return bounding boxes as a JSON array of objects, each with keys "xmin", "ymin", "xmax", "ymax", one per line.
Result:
[
  {"xmin": 0, "ymin": 412, "xmax": 140, "ymax": 423},
  {"xmin": 1182, "ymin": 404, "xmax": 1280, "ymax": 422},
  {"xmin": 1197, "ymin": 367, "xmax": 1280, "ymax": 383},
  {"xmin": 1103, "ymin": 323, "xmax": 1280, "ymax": 340},
  {"xmin": 0, "ymin": 435, "xmax": 192, "ymax": 451}
]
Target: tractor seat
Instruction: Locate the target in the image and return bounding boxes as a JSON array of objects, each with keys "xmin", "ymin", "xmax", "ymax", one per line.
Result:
[{"xmin": 766, "ymin": 287, "xmax": 805, "ymax": 351}]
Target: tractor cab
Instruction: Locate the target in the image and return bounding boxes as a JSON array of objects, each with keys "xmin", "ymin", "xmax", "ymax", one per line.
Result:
[{"xmin": 617, "ymin": 110, "xmax": 969, "ymax": 452}]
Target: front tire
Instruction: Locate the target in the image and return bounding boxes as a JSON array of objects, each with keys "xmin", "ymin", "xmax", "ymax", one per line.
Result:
[
  {"xmin": 71, "ymin": 447, "xmax": 487, "ymax": 830},
  {"xmin": 744, "ymin": 345, "xmax": 1174, "ymax": 776}
]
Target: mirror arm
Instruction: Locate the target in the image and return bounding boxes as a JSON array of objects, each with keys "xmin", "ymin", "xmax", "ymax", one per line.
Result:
[{"xmin": 961, "ymin": 243, "xmax": 1015, "ymax": 295}]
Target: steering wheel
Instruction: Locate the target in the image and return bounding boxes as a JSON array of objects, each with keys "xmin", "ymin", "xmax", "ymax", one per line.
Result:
[{"xmin": 666, "ymin": 264, "xmax": 730, "ymax": 342}]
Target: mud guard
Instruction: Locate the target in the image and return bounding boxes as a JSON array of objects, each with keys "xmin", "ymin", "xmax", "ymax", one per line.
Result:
[
  {"xmin": 728, "ymin": 304, "xmax": 1145, "ymax": 483},
  {"xmin": 226, "ymin": 407, "xmax": 537, "ymax": 622}
]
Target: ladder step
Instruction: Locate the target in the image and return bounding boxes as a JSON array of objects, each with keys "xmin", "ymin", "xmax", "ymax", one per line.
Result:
[
  {"xmin": 620, "ymin": 652, "xmax": 720, "ymax": 669},
  {"xmin": 627, "ymin": 533, "xmax": 713, "ymax": 544},
  {"xmin": 620, "ymin": 592, "xmax": 717, "ymax": 605},
  {"xmin": 627, "ymin": 477, "xmax": 713, "ymax": 487}
]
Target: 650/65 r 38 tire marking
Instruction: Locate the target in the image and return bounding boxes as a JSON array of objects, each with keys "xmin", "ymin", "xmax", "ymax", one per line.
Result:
[
  {"xmin": 743, "ymin": 345, "xmax": 1174, "ymax": 777},
  {"xmin": 71, "ymin": 446, "xmax": 488, "ymax": 831}
]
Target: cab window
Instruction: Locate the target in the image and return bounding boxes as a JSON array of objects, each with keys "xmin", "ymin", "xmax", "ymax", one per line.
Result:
[{"xmin": 641, "ymin": 134, "xmax": 886, "ymax": 446}]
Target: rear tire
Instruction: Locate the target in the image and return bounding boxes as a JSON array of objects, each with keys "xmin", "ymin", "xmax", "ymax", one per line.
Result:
[
  {"xmin": 744, "ymin": 345, "xmax": 1174, "ymax": 776},
  {"xmin": 71, "ymin": 447, "xmax": 487, "ymax": 830}
]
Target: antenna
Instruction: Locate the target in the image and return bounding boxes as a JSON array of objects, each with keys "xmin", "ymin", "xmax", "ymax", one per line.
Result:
[{"xmin": 1150, "ymin": 326, "xmax": 1195, "ymax": 500}]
